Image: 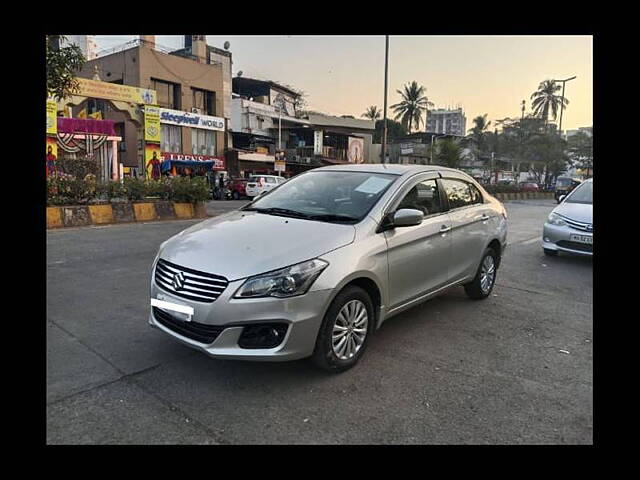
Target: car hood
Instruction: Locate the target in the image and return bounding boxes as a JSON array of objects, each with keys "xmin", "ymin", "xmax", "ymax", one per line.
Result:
[
  {"xmin": 555, "ymin": 201, "xmax": 592, "ymax": 224},
  {"xmin": 158, "ymin": 211, "xmax": 356, "ymax": 281}
]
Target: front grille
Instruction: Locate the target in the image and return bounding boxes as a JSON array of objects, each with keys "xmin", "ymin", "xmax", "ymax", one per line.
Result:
[
  {"xmin": 153, "ymin": 307, "xmax": 224, "ymax": 344},
  {"xmin": 154, "ymin": 258, "xmax": 228, "ymax": 303},
  {"xmin": 561, "ymin": 216, "xmax": 593, "ymax": 233},
  {"xmin": 557, "ymin": 240, "xmax": 593, "ymax": 253}
]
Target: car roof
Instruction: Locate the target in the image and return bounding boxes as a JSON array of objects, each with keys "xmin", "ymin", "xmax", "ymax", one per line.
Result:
[{"xmin": 311, "ymin": 163, "xmax": 465, "ymax": 177}]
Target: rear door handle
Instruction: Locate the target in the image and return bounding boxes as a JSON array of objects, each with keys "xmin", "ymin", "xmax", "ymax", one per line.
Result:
[{"xmin": 439, "ymin": 225, "xmax": 452, "ymax": 234}]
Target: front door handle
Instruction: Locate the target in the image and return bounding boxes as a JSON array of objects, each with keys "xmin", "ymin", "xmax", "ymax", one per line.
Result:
[{"xmin": 440, "ymin": 225, "xmax": 452, "ymax": 234}]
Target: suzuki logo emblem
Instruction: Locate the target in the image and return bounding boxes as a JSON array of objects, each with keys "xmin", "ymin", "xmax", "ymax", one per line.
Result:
[{"xmin": 172, "ymin": 272, "xmax": 185, "ymax": 290}]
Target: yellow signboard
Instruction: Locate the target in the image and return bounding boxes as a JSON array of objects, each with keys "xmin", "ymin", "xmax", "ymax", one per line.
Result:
[
  {"xmin": 75, "ymin": 77, "xmax": 157, "ymax": 105},
  {"xmin": 144, "ymin": 106, "xmax": 161, "ymax": 143},
  {"xmin": 46, "ymin": 98, "xmax": 57, "ymax": 135}
]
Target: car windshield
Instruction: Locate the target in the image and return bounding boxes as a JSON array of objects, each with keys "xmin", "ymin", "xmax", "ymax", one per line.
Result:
[
  {"xmin": 243, "ymin": 171, "xmax": 398, "ymax": 223},
  {"xmin": 565, "ymin": 181, "xmax": 592, "ymax": 204},
  {"xmin": 556, "ymin": 178, "xmax": 571, "ymax": 187}
]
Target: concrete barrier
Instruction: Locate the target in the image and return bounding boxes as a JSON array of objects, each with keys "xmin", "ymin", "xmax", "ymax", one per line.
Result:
[
  {"xmin": 490, "ymin": 192, "xmax": 553, "ymax": 202},
  {"xmin": 46, "ymin": 201, "xmax": 207, "ymax": 229}
]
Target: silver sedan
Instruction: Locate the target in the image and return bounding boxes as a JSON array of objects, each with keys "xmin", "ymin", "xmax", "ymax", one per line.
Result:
[
  {"xmin": 149, "ymin": 164, "xmax": 508, "ymax": 372},
  {"xmin": 543, "ymin": 178, "xmax": 593, "ymax": 256}
]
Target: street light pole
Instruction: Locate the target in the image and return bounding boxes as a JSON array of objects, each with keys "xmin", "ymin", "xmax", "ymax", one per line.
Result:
[
  {"xmin": 553, "ymin": 76, "xmax": 576, "ymax": 137},
  {"xmin": 381, "ymin": 35, "xmax": 389, "ymax": 164}
]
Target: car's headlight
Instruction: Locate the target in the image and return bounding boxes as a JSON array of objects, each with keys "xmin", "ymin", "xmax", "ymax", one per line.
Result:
[
  {"xmin": 234, "ymin": 259, "xmax": 329, "ymax": 298},
  {"xmin": 547, "ymin": 212, "xmax": 567, "ymax": 226}
]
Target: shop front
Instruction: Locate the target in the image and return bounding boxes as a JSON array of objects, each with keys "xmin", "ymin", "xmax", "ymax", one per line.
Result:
[{"xmin": 51, "ymin": 77, "xmax": 157, "ymax": 181}]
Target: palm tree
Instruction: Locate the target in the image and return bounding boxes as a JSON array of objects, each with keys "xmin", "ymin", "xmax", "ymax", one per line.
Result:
[
  {"xmin": 466, "ymin": 114, "xmax": 492, "ymax": 171},
  {"xmin": 362, "ymin": 106, "xmax": 381, "ymax": 120},
  {"xmin": 435, "ymin": 138, "xmax": 463, "ymax": 168},
  {"xmin": 530, "ymin": 80, "xmax": 569, "ymax": 130},
  {"xmin": 390, "ymin": 81, "xmax": 434, "ymax": 134}
]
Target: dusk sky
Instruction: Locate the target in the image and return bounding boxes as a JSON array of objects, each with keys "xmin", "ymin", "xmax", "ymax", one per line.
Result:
[{"xmin": 94, "ymin": 35, "xmax": 592, "ymax": 131}]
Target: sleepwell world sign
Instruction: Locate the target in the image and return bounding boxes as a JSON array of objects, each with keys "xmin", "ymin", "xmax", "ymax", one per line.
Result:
[{"xmin": 160, "ymin": 108, "xmax": 225, "ymax": 131}]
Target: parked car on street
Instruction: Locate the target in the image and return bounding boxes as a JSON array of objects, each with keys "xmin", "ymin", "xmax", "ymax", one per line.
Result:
[
  {"xmin": 226, "ymin": 178, "xmax": 248, "ymax": 200},
  {"xmin": 149, "ymin": 164, "xmax": 508, "ymax": 372},
  {"xmin": 554, "ymin": 177, "xmax": 582, "ymax": 203},
  {"xmin": 521, "ymin": 182, "xmax": 540, "ymax": 192},
  {"xmin": 245, "ymin": 175, "xmax": 287, "ymax": 198},
  {"xmin": 542, "ymin": 178, "xmax": 592, "ymax": 256}
]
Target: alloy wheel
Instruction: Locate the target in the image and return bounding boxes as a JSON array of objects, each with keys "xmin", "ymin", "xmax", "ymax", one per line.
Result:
[
  {"xmin": 332, "ymin": 300, "xmax": 368, "ymax": 360},
  {"xmin": 480, "ymin": 255, "xmax": 496, "ymax": 293}
]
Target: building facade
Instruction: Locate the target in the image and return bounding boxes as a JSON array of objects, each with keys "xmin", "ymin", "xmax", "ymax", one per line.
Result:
[
  {"xmin": 77, "ymin": 35, "xmax": 231, "ymax": 177},
  {"xmin": 426, "ymin": 108, "xmax": 467, "ymax": 136},
  {"xmin": 230, "ymin": 77, "xmax": 375, "ymax": 177}
]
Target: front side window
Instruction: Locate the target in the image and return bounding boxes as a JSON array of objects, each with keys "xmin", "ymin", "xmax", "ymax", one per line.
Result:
[
  {"xmin": 441, "ymin": 178, "xmax": 474, "ymax": 209},
  {"xmin": 245, "ymin": 171, "xmax": 398, "ymax": 223},
  {"xmin": 396, "ymin": 179, "xmax": 442, "ymax": 216}
]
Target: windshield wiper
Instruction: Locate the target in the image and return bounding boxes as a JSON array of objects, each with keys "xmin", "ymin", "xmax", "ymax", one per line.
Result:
[
  {"xmin": 242, "ymin": 207, "xmax": 312, "ymax": 219},
  {"xmin": 306, "ymin": 213, "xmax": 359, "ymax": 223}
]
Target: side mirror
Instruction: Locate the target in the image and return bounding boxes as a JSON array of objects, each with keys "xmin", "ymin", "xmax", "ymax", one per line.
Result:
[
  {"xmin": 559, "ymin": 194, "xmax": 566, "ymax": 203},
  {"xmin": 393, "ymin": 208, "xmax": 424, "ymax": 227}
]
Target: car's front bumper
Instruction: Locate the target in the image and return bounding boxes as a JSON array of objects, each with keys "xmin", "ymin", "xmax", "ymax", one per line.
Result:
[
  {"xmin": 542, "ymin": 222, "xmax": 593, "ymax": 256},
  {"xmin": 149, "ymin": 277, "xmax": 333, "ymax": 361}
]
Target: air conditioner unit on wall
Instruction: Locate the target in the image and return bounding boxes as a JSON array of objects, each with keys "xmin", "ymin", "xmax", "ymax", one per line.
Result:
[{"xmin": 191, "ymin": 107, "xmax": 202, "ymax": 114}]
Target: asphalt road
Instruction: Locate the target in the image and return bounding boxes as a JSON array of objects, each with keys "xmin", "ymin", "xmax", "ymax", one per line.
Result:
[{"xmin": 46, "ymin": 199, "xmax": 592, "ymax": 444}]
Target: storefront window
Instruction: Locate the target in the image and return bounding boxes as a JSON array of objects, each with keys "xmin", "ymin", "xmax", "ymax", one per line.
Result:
[
  {"xmin": 161, "ymin": 124, "xmax": 182, "ymax": 153},
  {"xmin": 191, "ymin": 128, "xmax": 216, "ymax": 156}
]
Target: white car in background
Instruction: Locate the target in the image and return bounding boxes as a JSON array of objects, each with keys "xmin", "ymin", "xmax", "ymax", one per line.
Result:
[{"xmin": 245, "ymin": 175, "xmax": 287, "ymax": 198}]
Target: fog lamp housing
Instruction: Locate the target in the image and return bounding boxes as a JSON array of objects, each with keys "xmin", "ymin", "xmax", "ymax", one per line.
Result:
[{"xmin": 238, "ymin": 323, "xmax": 289, "ymax": 349}]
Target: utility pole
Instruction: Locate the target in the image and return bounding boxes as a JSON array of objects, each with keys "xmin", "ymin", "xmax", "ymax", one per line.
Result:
[
  {"xmin": 553, "ymin": 76, "xmax": 576, "ymax": 137},
  {"xmin": 381, "ymin": 35, "xmax": 389, "ymax": 164}
]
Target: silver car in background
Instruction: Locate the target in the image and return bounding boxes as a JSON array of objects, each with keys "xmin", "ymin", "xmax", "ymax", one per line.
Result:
[
  {"xmin": 149, "ymin": 164, "xmax": 508, "ymax": 372},
  {"xmin": 543, "ymin": 178, "xmax": 593, "ymax": 256}
]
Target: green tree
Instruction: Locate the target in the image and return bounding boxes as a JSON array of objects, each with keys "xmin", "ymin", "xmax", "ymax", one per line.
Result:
[
  {"xmin": 567, "ymin": 131, "xmax": 593, "ymax": 177},
  {"xmin": 435, "ymin": 138, "xmax": 463, "ymax": 168},
  {"xmin": 530, "ymin": 80, "xmax": 569, "ymax": 130},
  {"xmin": 390, "ymin": 81, "xmax": 434, "ymax": 133},
  {"xmin": 466, "ymin": 114, "xmax": 492, "ymax": 165},
  {"xmin": 373, "ymin": 119, "xmax": 407, "ymax": 144},
  {"xmin": 362, "ymin": 106, "xmax": 381, "ymax": 120},
  {"xmin": 46, "ymin": 35, "xmax": 86, "ymax": 101}
]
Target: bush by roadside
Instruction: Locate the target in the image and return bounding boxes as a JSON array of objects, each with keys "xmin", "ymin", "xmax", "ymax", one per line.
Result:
[{"xmin": 47, "ymin": 174, "xmax": 210, "ymax": 206}]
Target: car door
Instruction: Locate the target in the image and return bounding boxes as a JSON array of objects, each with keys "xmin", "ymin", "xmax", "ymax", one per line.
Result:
[
  {"xmin": 384, "ymin": 175, "xmax": 453, "ymax": 309},
  {"xmin": 440, "ymin": 177, "xmax": 492, "ymax": 282}
]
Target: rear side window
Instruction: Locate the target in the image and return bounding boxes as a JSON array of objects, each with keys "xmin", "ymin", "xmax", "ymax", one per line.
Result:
[
  {"xmin": 266, "ymin": 177, "xmax": 277, "ymax": 184},
  {"xmin": 469, "ymin": 183, "xmax": 483, "ymax": 204},
  {"xmin": 441, "ymin": 178, "xmax": 475, "ymax": 209},
  {"xmin": 396, "ymin": 179, "xmax": 442, "ymax": 216}
]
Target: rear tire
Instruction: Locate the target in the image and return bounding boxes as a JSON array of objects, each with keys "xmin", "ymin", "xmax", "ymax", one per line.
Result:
[
  {"xmin": 464, "ymin": 248, "xmax": 498, "ymax": 300},
  {"xmin": 232, "ymin": 191, "xmax": 240, "ymax": 200},
  {"xmin": 311, "ymin": 286, "xmax": 374, "ymax": 373},
  {"xmin": 544, "ymin": 248, "xmax": 558, "ymax": 256}
]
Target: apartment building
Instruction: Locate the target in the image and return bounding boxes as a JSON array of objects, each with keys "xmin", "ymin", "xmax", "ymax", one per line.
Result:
[
  {"xmin": 77, "ymin": 35, "xmax": 231, "ymax": 175},
  {"xmin": 426, "ymin": 108, "xmax": 467, "ymax": 136}
]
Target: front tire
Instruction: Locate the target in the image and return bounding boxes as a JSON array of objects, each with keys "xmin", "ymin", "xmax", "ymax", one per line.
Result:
[
  {"xmin": 311, "ymin": 286, "xmax": 374, "ymax": 373},
  {"xmin": 464, "ymin": 248, "xmax": 498, "ymax": 300}
]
